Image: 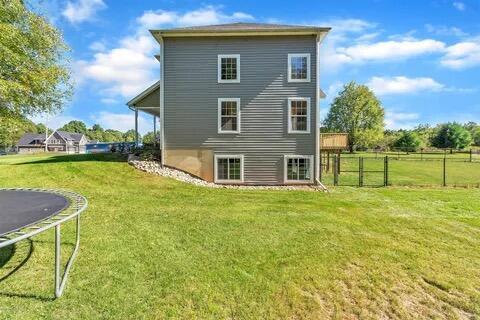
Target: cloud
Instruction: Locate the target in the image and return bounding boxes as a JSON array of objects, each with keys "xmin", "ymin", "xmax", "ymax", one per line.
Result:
[
  {"xmin": 62, "ymin": 0, "xmax": 106, "ymax": 24},
  {"xmin": 30, "ymin": 114, "xmax": 81, "ymax": 130},
  {"xmin": 137, "ymin": 6, "xmax": 254, "ymax": 29},
  {"xmin": 425, "ymin": 24, "xmax": 467, "ymax": 37},
  {"xmin": 440, "ymin": 41, "xmax": 480, "ymax": 69},
  {"xmin": 336, "ymin": 39, "xmax": 445, "ymax": 63},
  {"xmin": 453, "ymin": 1, "xmax": 466, "ymax": 11},
  {"xmin": 91, "ymin": 112, "xmax": 151, "ymax": 134},
  {"xmin": 76, "ymin": 6, "xmax": 255, "ymax": 100},
  {"xmin": 385, "ymin": 110, "xmax": 420, "ymax": 129},
  {"xmin": 367, "ymin": 76, "xmax": 444, "ymax": 95}
]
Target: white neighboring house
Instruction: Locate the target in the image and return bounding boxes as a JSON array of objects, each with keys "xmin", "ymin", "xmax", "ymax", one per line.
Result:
[{"xmin": 17, "ymin": 130, "xmax": 89, "ymax": 154}]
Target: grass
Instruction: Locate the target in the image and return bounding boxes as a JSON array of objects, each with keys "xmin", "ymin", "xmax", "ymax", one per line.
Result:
[
  {"xmin": 0, "ymin": 153, "xmax": 479, "ymax": 319},
  {"xmin": 321, "ymin": 153, "xmax": 480, "ymax": 187}
]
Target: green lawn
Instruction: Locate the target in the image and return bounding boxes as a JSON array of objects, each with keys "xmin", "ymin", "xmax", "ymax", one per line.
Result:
[
  {"xmin": 321, "ymin": 154, "xmax": 480, "ymax": 187},
  {"xmin": 0, "ymin": 153, "xmax": 479, "ymax": 319}
]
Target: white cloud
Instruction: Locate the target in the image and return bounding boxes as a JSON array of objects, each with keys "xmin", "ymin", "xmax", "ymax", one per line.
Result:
[
  {"xmin": 326, "ymin": 81, "xmax": 344, "ymax": 98},
  {"xmin": 367, "ymin": 76, "xmax": 444, "ymax": 95},
  {"xmin": 91, "ymin": 112, "xmax": 151, "ymax": 134},
  {"xmin": 425, "ymin": 24, "xmax": 467, "ymax": 37},
  {"xmin": 30, "ymin": 114, "xmax": 81, "ymax": 131},
  {"xmin": 62, "ymin": 0, "xmax": 106, "ymax": 24},
  {"xmin": 385, "ymin": 110, "xmax": 420, "ymax": 129},
  {"xmin": 440, "ymin": 41, "xmax": 480, "ymax": 69},
  {"xmin": 100, "ymin": 98, "xmax": 119, "ymax": 104},
  {"xmin": 453, "ymin": 1, "xmax": 466, "ymax": 11},
  {"xmin": 76, "ymin": 6, "xmax": 255, "ymax": 100},
  {"xmin": 337, "ymin": 39, "xmax": 445, "ymax": 63},
  {"xmin": 137, "ymin": 6, "xmax": 254, "ymax": 29}
]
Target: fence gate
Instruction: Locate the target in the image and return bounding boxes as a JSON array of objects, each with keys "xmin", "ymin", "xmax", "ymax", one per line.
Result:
[{"xmin": 330, "ymin": 156, "xmax": 388, "ymax": 187}]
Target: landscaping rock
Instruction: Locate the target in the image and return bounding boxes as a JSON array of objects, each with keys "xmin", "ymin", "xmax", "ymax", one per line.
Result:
[{"xmin": 129, "ymin": 160, "xmax": 322, "ymax": 191}]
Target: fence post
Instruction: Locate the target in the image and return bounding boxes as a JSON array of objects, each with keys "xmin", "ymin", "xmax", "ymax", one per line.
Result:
[
  {"xmin": 384, "ymin": 156, "xmax": 389, "ymax": 186},
  {"xmin": 333, "ymin": 155, "xmax": 338, "ymax": 186},
  {"xmin": 359, "ymin": 157, "xmax": 364, "ymax": 187},
  {"xmin": 443, "ymin": 157, "xmax": 447, "ymax": 187}
]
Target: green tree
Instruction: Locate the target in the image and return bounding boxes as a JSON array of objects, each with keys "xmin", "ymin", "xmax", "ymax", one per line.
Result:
[
  {"xmin": 393, "ymin": 131, "xmax": 422, "ymax": 152},
  {"xmin": 86, "ymin": 123, "xmax": 104, "ymax": 141},
  {"xmin": 59, "ymin": 120, "xmax": 87, "ymax": 134},
  {"xmin": 142, "ymin": 131, "xmax": 157, "ymax": 144},
  {"xmin": 102, "ymin": 129, "xmax": 124, "ymax": 142},
  {"xmin": 0, "ymin": 0, "xmax": 72, "ymax": 116},
  {"xmin": 432, "ymin": 122, "xmax": 473, "ymax": 149},
  {"xmin": 123, "ymin": 129, "xmax": 138, "ymax": 142},
  {"xmin": 473, "ymin": 128, "xmax": 480, "ymax": 146},
  {"xmin": 35, "ymin": 123, "xmax": 52, "ymax": 134},
  {"xmin": 323, "ymin": 81, "xmax": 385, "ymax": 152},
  {"xmin": 0, "ymin": 110, "xmax": 36, "ymax": 148}
]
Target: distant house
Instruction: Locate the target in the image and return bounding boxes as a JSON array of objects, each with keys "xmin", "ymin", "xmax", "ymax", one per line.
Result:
[{"xmin": 17, "ymin": 130, "xmax": 88, "ymax": 154}]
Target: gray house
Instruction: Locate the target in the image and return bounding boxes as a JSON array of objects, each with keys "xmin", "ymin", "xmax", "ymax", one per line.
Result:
[
  {"xmin": 17, "ymin": 130, "xmax": 88, "ymax": 154},
  {"xmin": 127, "ymin": 23, "xmax": 330, "ymax": 185}
]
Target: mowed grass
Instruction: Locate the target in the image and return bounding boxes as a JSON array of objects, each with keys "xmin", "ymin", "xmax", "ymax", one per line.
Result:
[
  {"xmin": 322, "ymin": 154, "xmax": 480, "ymax": 187},
  {"xmin": 0, "ymin": 153, "xmax": 479, "ymax": 319}
]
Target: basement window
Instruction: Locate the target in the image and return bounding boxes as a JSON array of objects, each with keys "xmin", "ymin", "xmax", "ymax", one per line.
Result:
[
  {"xmin": 284, "ymin": 155, "xmax": 313, "ymax": 183},
  {"xmin": 215, "ymin": 155, "xmax": 244, "ymax": 183}
]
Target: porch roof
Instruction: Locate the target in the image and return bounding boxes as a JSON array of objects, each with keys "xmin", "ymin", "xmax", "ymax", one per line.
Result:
[{"xmin": 126, "ymin": 81, "xmax": 160, "ymax": 117}]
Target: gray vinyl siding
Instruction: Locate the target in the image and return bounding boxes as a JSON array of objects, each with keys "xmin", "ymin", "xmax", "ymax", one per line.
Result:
[{"xmin": 164, "ymin": 35, "xmax": 317, "ymax": 185}]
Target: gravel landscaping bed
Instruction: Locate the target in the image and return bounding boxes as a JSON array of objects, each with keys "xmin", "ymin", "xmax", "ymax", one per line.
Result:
[{"xmin": 129, "ymin": 158, "xmax": 324, "ymax": 191}]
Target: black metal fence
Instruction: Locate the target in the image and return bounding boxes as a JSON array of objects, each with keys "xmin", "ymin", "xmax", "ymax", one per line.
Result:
[{"xmin": 321, "ymin": 154, "xmax": 480, "ymax": 187}]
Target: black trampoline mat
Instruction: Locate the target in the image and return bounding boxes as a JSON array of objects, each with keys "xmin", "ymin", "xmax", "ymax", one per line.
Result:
[{"xmin": 0, "ymin": 190, "xmax": 69, "ymax": 237}]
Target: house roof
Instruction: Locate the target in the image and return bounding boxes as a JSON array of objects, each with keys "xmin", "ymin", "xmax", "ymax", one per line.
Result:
[
  {"xmin": 56, "ymin": 131, "xmax": 85, "ymax": 142},
  {"xmin": 151, "ymin": 22, "xmax": 330, "ymax": 38},
  {"xmin": 17, "ymin": 133, "xmax": 46, "ymax": 146}
]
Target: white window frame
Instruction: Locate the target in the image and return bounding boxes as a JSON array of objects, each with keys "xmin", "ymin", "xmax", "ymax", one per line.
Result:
[
  {"xmin": 218, "ymin": 98, "xmax": 241, "ymax": 134},
  {"xmin": 288, "ymin": 53, "xmax": 311, "ymax": 82},
  {"xmin": 214, "ymin": 154, "xmax": 244, "ymax": 183},
  {"xmin": 284, "ymin": 155, "xmax": 314, "ymax": 184},
  {"xmin": 287, "ymin": 97, "xmax": 311, "ymax": 134},
  {"xmin": 218, "ymin": 54, "xmax": 240, "ymax": 83}
]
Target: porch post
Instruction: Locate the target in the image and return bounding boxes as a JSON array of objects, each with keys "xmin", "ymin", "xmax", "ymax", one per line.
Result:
[
  {"xmin": 153, "ymin": 115, "xmax": 157, "ymax": 146},
  {"xmin": 135, "ymin": 107, "xmax": 139, "ymax": 147}
]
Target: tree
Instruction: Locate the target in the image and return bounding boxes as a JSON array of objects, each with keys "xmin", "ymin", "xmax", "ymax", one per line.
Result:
[
  {"xmin": 323, "ymin": 81, "xmax": 385, "ymax": 152},
  {"xmin": 0, "ymin": 110, "xmax": 36, "ymax": 148},
  {"xmin": 142, "ymin": 131, "xmax": 157, "ymax": 144},
  {"xmin": 102, "ymin": 129, "xmax": 124, "ymax": 142},
  {"xmin": 432, "ymin": 122, "xmax": 473, "ymax": 149},
  {"xmin": 86, "ymin": 124, "xmax": 104, "ymax": 141},
  {"xmin": 123, "ymin": 129, "xmax": 138, "ymax": 142},
  {"xmin": 35, "ymin": 123, "xmax": 52, "ymax": 134},
  {"xmin": 393, "ymin": 131, "xmax": 422, "ymax": 152},
  {"xmin": 472, "ymin": 128, "xmax": 480, "ymax": 146},
  {"xmin": 59, "ymin": 120, "xmax": 87, "ymax": 134},
  {"xmin": 0, "ymin": 0, "xmax": 72, "ymax": 116}
]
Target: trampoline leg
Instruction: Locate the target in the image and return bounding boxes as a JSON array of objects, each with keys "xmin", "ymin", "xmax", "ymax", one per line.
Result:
[{"xmin": 54, "ymin": 214, "xmax": 81, "ymax": 298}]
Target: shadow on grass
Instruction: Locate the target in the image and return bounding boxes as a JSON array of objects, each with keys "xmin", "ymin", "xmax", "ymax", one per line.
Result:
[{"xmin": 14, "ymin": 153, "xmax": 127, "ymax": 165}]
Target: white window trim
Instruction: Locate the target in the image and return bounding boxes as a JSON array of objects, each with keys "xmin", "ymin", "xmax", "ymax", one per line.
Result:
[
  {"xmin": 214, "ymin": 154, "xmax": 244, "ymax": 183},
  {"xmin": 284, "ymin": 155, "xmax": 314, "ymax": 184},
  {"xmin": 218, "ymin": 98, "xmax": 241, "ymax": 134},
  {"xmin": 218, "ymin": 54, "xmax": 240, "ymax": 83},
  {"xmin": 287, "ymin": 97, "xmax": 311, "ymax": 134},
  {"xmin": 288, "ymin": 53, "xmax": 311, "ymax": 83}
]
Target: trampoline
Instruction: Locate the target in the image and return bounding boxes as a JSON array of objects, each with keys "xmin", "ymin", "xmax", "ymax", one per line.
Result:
[{"xmin": 0, "ymin": 188, "xmax": 87, "ymax": 298}]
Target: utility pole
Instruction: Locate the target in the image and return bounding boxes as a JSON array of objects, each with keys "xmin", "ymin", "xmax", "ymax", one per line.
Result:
[{"xmin": 45, "ymin": 115, "xmax": 49, "ymax": 152}]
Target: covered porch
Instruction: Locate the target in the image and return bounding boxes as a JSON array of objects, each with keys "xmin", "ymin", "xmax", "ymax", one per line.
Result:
[{"xmin": 126, "ymin": 81, "xmax": 160, "ymax": 147}]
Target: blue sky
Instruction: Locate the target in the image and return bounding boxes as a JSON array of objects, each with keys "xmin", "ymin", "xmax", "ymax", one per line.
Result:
[{"xmin": 34, "ymin": 0, "xmax": 480, "ymax": 133}]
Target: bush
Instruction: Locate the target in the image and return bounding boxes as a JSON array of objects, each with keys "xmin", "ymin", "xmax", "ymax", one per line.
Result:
[
  {"xmin": 133, "ymin": 145, "xmax": 161, "ymax": 161},
  {"xmin": 393, "ymin": 131, "xmax": 422, "ymax": 152}
]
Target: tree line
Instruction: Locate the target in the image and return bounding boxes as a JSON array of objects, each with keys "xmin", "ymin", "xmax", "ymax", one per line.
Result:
[{"xmin": 323, "ymin": 82, "xmax": 480, "ymax": 152}]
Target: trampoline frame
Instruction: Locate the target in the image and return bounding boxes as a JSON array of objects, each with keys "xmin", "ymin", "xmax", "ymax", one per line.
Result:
[{"xmin": 0, "ymin": 188, "xmax": 87, "ymax": 298}]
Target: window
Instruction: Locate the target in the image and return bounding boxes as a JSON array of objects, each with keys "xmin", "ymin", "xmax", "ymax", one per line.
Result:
[
  {"xmin": 288, "ymin": 53, "xmax": 310, "ymax": 82},
  {"xmin": 215, "ymin": 155, "xmax": 244, "ymax": 183},
  {"xmin": 218, "ymin": 98, "xmax": 240, "ymax": 133},
  {"xmin": 218, "ymin": 54, "xmax": 240, "ymax": 83},
  {"xmin": 284, "ymin": 155, "xmax": 313, "ymax": 183},
  {"xmin": 288, "ymin": 97, "xmax": 310, "ymax": 133}
]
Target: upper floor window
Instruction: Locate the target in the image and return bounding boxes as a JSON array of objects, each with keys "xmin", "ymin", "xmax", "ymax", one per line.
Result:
[
  {"xmin": 218, "ymin": 98, "xmax": 240, "ymax": 133},
  {"xmin": 288, "ymin": 97, "xmax": 310, "ymax": 134},
  {"xmin": 218, "ymin": 54, "xmax": 240, "ymax": 83},
  {"xmin": 288, "ymin": 53, "xmax": 310, "ymax": 82}
]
